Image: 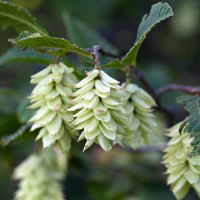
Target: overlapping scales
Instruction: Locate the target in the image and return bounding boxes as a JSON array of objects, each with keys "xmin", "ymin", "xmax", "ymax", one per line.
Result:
[
  {"xmin": 121, "ymin": 83, "xmax": 157, "ymax": 149},
  {"xmin": 29, "ymin": 62, "xmax": 78, "ymax": 151},
  {"xmin": 68, "ymin": 68, "xmax": 127, "ymax": 151},
  {"xmin": 163, "ymin": 123, "xmax": 200, "ymax": 200},
  {"xmin": 13, "ymin": 149, "xmax": 67, "ymax": 200}
]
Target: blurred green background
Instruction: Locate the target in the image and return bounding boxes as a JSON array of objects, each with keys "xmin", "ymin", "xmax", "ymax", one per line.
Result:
[{"xmin": 0, "ymin": 0, "xmax": 200, "ymax": 199}]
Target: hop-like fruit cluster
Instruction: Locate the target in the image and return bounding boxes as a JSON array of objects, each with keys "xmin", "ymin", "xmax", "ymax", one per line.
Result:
[
  {"xmin": 29, "ymin": 62, "xmax": 78, "ymax": 151},
  {"xmin": 68, "ymin": 68, "xmax": 127, "ymax": 151},
  {"xmin": 163, "ymin": 123, "xmax": 200, "ymax": 199},
  {"xmin": 14, "ymin": 149, "xmax": 67, "ymax": 200},
  {"xmin": 121, "ymin": 83, "xmax": 157, "ymax": 149}
]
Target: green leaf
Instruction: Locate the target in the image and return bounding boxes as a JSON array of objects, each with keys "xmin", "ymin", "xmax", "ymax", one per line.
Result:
[
  {"xmin": 101, "ymin": 59, "xmax": 125, "ymax": 71},
  {"xmin": 102, "ymin": 2, "xmax": 173, "ymax": 69},
  {"xmin": 0, "ymin": 48, "xmax": 54, "ymax": 66},
  {"xmin": 177, "ymin": 95, "xmax": 200, "ymax": 156},
  {"xmin": 63, "ymin": 13, "xmax": 118, "ymax": 54},
  {"xmin": 123, "ymin": 2, "xmax": 173, "ymax": 66},
  {"xmin": 9, "ymin": 32, "xmax": 93, "ymax": 59},
  {"xmin": 0, "ymin": 87, "xmax": 21, "ymax": 114},
  {"xmin": 0, "ymin": 123, "xmax": 31, "ymax": 146},
  {"xmin": 17, "ymin": 98, "xmax": 35, "ymax": 123},
  {"xmin": 0, "ymin": 1, "xmax": 48, "ymax": 35},
  {"xmin": 63, "ymin": 14, "xmax": 120, "ymax": 67}
]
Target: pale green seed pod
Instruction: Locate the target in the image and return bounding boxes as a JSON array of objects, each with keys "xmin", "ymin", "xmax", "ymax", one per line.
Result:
[
  {"xmin": 13, "ymin": 149, "xmax": 67, "ymax": 200},
  {"xmin": 68, "ymin": 68, "xmax": 127, "ymax": 152},
  {"xmin": 121, "ymin": 83, "xmax": 157, "ymax": 149},
  {"xmin": 163, "ymin": 123, "xmax": 200, "ymax": 200},
  {"xmin": 29, "ymin": 62, "xmax": 78, "ymax": 151}
]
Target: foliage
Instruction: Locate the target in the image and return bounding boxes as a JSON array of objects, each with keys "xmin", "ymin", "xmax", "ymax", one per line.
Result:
[
  {"xmin": 177, "ymin": 95, "xmax": 200, "ymax": 156},
  {"xmin": 0, "ymin": 0, "xmax": 200, "ymax": 199},
  {"xmin": 63, "ymin": 15, "xmax": 119, "ymax": 66},
  {"xmin": 102, "ymin": 2, "xmax": 173, "ymax": 69},
  {"xmin": 9, "ymin": 32, "xmax": 93, "ymax": 58},
  {"xmin": 0, "ymin": 0, "xmax": 48, "ymax": 35},
  {"xmin": 64, "ymin": 14, "xmax": 118, "ymax": 54},
  {"xmin": 17, "ymin": 98, "xmax": 35, "ymax": 123},
  {"xmin": 0, "ymin": 48, "xmax": 53, "ymax": 66}
]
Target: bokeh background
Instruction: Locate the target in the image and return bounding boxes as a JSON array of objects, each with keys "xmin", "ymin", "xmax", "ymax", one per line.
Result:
[{"xmin": 0, "ymin": 0, "xmax": 200, "ymax": 199}]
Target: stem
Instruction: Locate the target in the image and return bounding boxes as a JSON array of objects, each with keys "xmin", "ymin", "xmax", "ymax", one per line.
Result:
[
  {"xmin": 87, "ymin": 47, "xmax": 121, "ymax": 60},
  {"xmin": 99, "ymin": 48, "xmax": 122, "ymax": 60},
  {"xmin": 53, "ymin": 55, "xmax": 61, "ymax": 64},
  {"xmin": 125, "ymin": 65, "xmax": 131, "ymax": 84},
  {"xmin": 92, "ymin": 45, "xmax": 101, "ymax": 67},
  {"xmin": 118, "ymin": 143, "xmax": 167, "ymax": 153},
  {"xmin": 156, "ymin": 84, "xmax": 200, "ymax": 96}
]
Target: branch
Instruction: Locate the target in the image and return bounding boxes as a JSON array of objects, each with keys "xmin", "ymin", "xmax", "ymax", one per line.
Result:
[
  {"xmin": 53, "ymin": 55, "xmax": 61, "ymax": 64},
  {"xmin": 125, "ymin": 65, "xmax": 131, "ymax": 83},
  {"xmin": 92, "ymin": 45, "xmax": 101, "ymax": 67},
  {"xmin": 86, "ymin": 47, "xmax": 121, "ymax": 60},
  {"xmin": 156, "ymin": 84, "xmax": 200, "ymax": 96},
  {"xmin": 0, "ymin": 123, "xmax": 31, "ymax": 146},
  {"xmin": 98, "ymin": 48, "xmax": 122, "ymax": 60},
  {"xmin": 118, "ymin": 143, "xmax": 167, "ymax": 153}
]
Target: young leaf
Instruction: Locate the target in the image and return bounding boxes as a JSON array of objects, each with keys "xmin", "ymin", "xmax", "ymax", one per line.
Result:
[
  {"xmin": 17, "ymin": 98, "xmax": 35, "ymax": 123},
  {"xmin": 0, "ymin": 123, "xmax": 31, "ymax": 146},
  {"xmin": 9, "ymin": 33, "xmax": 93, "ymax": 59},
  {"xmin": 0, "ymin": 1, "xmax": 48, "ymax": 35},
  {"xmin": 63, "ymin": 14, "xmax": 120, "ymax": 67},
  {"xmin": 63, "ymin": 14, "xmax": 118, "ymax": 54},
  {"xmin": 101, "ymin": 59, "xmax": 125, "ymax": 71},
  {"xmin": 0, "ymin": 87, "xmax": 21, "ymax": 114},
  {"xmin": 122, "ymin": 2, "xmax": 173, "ymax": 66},
  {"xmin": 177, "ymin": 95, "xmax": 200, "ymax": 156},
  {"xmin": 0, "ymin": 48, "xmax": 54, "ymax": 66},
  {"xmin": 102, "ymin": 2, "xmax": 173, "ymax": 69}
]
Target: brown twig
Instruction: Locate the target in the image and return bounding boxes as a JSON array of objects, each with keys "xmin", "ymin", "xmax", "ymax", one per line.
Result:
[
  {"xmin": 156, "ymin": 84, "xmax": 200, "ymax": 96},
  {"xmin": 53, "ymin": 55, "xmax": 61, "ymax": 64},
  {"xmin": 123, "ymin": 143, "xmax": 167, "ymax": 153},
  {"xmin": 86, "ymin": 47, "xmax": 122, "ymax": 60},
  {"xmin": 99, "ymin": 48, "xmax": 122, "ymax": 60},
  {"xmin": 92, "ymin": 45, "xmax": 101, "ymax": 67},
  {"xmin": 125, "ymin": 65, "xmax": 131, "ymax": 83}
]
